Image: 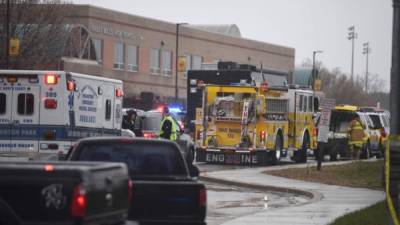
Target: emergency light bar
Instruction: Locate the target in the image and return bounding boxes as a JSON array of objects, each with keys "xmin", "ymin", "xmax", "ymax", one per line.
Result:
[{"xmin": 7, "ymin": 76, "xmax": 17, "ymax": 83}]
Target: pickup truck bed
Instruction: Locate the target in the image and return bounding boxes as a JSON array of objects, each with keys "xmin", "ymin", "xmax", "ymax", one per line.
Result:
[
  {"xmin": 0, "ymin": 161, "xmax": 130, "ymax": 225},
  {"xmin": 68, "ymin": 137, "xmax": 206, "ymax": 225}
]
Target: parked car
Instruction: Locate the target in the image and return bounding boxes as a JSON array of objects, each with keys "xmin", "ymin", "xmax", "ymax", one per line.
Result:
[
  {"xmin": 0, "ymin": 161, "xmax": 130, "ymax": 225},
  {"xmin": 68, "ymin": 137, "xmax": 207, "ymax": 225},
  {"xmin": 324, "ymin": 105, "xmax": 377, "ymax": 160},
  {"xmin": 359, "ymin": 107, "xmax": 390, "ymax": 157},
  {"xmin": 141, "ymin": 110, "xmax": 196, "ymax": 163}
]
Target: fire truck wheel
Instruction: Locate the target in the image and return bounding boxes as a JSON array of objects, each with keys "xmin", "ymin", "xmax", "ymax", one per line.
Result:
[
  {"xmin": 295, "ymin": 135, "xmax": 309, "ymax": 163},
  {"xmin": 270, "ymin": 135, "xmax": 283, "ymax": 165}
]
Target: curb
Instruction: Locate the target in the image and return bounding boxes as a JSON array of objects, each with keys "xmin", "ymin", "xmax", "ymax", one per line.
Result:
[{"xmin": 199, "ymin": 175, "xmax": 322, "ymax": 203}]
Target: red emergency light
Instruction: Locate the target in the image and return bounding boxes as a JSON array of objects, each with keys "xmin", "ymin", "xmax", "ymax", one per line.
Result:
[
  {"xmin": 116, "ymin": 89, "xmax": 124, "ymax": 97},
  {"xmin": 67, "ymin": 81, "xmax": 76, "ymax": 91}
]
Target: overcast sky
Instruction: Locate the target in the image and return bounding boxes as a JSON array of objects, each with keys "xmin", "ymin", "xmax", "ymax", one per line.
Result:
[{"xmin": 74, "ymin": 0, "xmax": 392, "ymax": 91}]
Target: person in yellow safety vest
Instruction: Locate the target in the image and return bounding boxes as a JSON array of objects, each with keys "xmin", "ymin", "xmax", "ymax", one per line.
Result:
[
  {"xmin": 347, "ymin": 116, "xmax": 365, "ymax": 160},
  {"xmin": 159, "ymin": 106, "xmax": 177, "ymax": 141}
]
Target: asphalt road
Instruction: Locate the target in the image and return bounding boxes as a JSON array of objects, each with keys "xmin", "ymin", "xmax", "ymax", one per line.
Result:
[{"xmin": 205, "ymin": 181, "xmax": 309, "ymax": 225}]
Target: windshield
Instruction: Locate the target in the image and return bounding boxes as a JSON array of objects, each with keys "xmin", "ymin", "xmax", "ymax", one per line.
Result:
[
  {"xmin": 76, "ymin": 142, "xmax": 187, "ymax": 177},
  {"xmin": 368, "ymin": 114, "xmax": 383, "ymax": 129}
]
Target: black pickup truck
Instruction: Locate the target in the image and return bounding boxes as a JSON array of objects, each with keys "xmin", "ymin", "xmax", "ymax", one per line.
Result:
[
  {"xmin": 68, "ymin": 137, "xmax": 207, "ymax": 225},
  {"xmin": 0, "ymin": 161, "xmax": 130, "ymax": 225}
]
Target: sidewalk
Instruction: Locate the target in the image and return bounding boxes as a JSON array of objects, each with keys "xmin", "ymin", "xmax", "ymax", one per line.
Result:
[{"xmin": 201, "ymin": 161, "xmax": 385, "ymax": 225}]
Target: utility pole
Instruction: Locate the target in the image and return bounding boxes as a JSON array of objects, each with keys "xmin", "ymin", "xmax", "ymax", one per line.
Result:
[
  {"xmin": 175, "ymin": 23, "xmax": 188, "ymax": 103},
  {"xmin": 5, "ymin": 0, "xmax": 10, "ymax": 69},
  {"xmin": 348, "ymin": 26, "xmax": 357, "ymax": 84},
  {"xmin": 362, "ymin": 42, "xmax": 371, "ymax": 93},
  {"xmin": 389, "ymin": 0, "xmax": 400, "ymax": 224}
]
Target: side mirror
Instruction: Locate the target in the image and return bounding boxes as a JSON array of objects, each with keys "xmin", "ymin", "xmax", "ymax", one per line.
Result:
[{"xmin": 189, "ymin": 165, "xmax": 200, "ymax": 178}]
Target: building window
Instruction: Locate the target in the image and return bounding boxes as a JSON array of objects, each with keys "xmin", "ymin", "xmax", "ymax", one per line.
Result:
[
  {"xmin": 162, "ymin": 50, "xmax": 172, "ymax": 76},
  {"xmin": 91, "ymin": 38, "xmax": 103, "ymax": 63},
  {"xmin": 127, "ymin": 45, "xmax": 138, "ymax": 72},
  {"xmin": 192, "ymin": 55, "xmax": 203, "ymax": 70},
  {"xmin": 183, "ymin": 54, "xmax": 192, "ymax": 79},
  {"xmin": 17, "ymin": 93, "xmax": 34, "ymax": 115},
  {"xmin": 0, "ymin": 93, "xmax": 5, "ymax": 114},
  {"xmin": 105, "ymin": 99, "xmax": 111, "ymax": 120},
  {"xmin": 150, "ymin": 48, "xmax": 160, "ymax": 75},
  {"xmin": 113, "ymin": 42, "xmax": 124, "ymax": 70}
]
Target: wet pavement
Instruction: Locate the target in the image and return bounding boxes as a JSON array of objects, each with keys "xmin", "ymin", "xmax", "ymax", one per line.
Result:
[
  {"xmin": 205, "ymin": 181, "xmax": 309, "ymax": 225},
  {"xmin": 202, "ymin": 160, "xmax": 385, "ymax": 225}
]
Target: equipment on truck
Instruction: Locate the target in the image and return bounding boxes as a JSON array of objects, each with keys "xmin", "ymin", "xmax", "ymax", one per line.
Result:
[
  {"xmin": 194, "ymin": 83, "xmax": 318, "ymax": 165},
  {"xmin": 0, "ymin": 70, "xmax": 124, "ymax": 161},
  {"xmin": 186, "ymin": 61, "xmax": 289, "ymax": 134}
]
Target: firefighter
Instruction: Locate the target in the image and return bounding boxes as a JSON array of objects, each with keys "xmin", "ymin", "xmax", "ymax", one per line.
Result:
[
  {"xmin": 347, "ymin": 116, "xmax": 365, "ymax": 160},
  {"xmin": 159, "ymin": 106, "xmax": 177, "ymax": 141}
]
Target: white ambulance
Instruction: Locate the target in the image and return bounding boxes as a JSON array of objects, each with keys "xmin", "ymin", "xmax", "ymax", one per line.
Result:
[{"xmin": 0, "ymin": 70, "xmax": 124, "ymax": 160}]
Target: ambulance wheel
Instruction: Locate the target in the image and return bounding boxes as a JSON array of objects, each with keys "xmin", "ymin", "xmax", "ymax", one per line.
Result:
[{"xmin": 270, "ymin": 135, "xmax": 283, "ymax": 165}]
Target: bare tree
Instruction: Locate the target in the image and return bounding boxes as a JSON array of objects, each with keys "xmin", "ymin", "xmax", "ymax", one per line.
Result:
[
  {"xmin": 299, "ymin": 59, "xmax": 389, "ymax": 109},
  {"xmin": 0, "ymin": 0, "xmax": 75, "ymax": 69}
]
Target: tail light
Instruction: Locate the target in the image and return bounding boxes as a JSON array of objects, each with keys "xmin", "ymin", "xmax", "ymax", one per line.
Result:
[
  {"xmin": 313, "ymin": 128, "xmax": 319, "ymax": 137},
  {"xmin": 199, "ymin": 187, "xmax": 207, "ymax": 208},
  {"xmin": 44, "ymin": 164, "xmax": 54, "ymax": 172},
  {"xmin": 71, "ymin": 185, "xmax": 87, "ymax": 218},
  {"xmin": 381, "ymin": 128, "xmax": 387, "ymax": 138},
  {"xmin": 259, "ymin": 131, "xmax": 266, "ymax": 145},
  {"xmin": 44, "ymin": 98, "xmax": 57, "ymax": 109},
  {"xmin": 144, "ymin": 132, "xmax": 157, "ymax": 138},
  {"xmin": 128, "ymin": 179, "xmax": 133, "ymax": 204}
]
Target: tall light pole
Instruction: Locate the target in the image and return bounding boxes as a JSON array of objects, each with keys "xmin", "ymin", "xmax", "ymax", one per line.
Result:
[
  {"xmin": 362, "ymin": 42, "xmax": 371, "ymax": 93},
  {"xmin": 312, "ymin": 50, "xmax": 323, "ymax": 90},
  {"xmin": 175, "ymin": 23, "xmax": 188, "ymax": 103},
  {"xmin": 5, "ymin": 0, "xmax": 10, "ymax": 69},
  {"xmin": 348, "ymin": 26, "xmax": 358, "ymax": 84},
  {"xmin": 389, "ymin": 0, "xmax": 400, "ymax": 224}
]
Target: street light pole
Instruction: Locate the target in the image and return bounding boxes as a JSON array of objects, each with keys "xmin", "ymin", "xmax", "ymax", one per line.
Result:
[
  {"xmin": 5, "ymin": 0, "xmax": 10, "ymax": 69},
  {"xmin": 362, "ymin": 42, "xmax": 371, "ymax": 93},
  {"xmin": 175, "ymin": 23, "xmax": 188, "ymax": 103},
  {"xmin": 348, "ymin": 26, "xmax": 357, "ymax": 84}
]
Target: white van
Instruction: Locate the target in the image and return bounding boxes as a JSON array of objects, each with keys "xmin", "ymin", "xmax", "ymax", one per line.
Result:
[{"xmin": 0, "ymin": 70, "xmax": 124, "ymax": 160}]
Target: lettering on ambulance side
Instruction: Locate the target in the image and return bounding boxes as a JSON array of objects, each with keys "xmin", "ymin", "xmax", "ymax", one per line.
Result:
[
  {"xmin": 1, "ymin": 86, "xmax": 27, "ymax": 91},
  {"xmin": 0, "ymin": 143, "xmax": 34, "ymax": 148},
  {"xmin": 78, "ymin": 85, "xmax": 98, "ymax": 123}
]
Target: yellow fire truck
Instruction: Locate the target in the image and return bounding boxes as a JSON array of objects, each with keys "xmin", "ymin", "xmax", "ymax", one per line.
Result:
[{"xmin": 194, "ymin": 84, "xmax": 317, "ymax": 165}]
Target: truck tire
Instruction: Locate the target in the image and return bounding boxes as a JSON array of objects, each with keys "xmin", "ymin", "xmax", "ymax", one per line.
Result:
[
  {"xmin": 270, "ymin": 135, "xmax": 283, "ymax": 165},
  {"xmin": 360, "ymin": 142, "xmax": 370, "ymax": 159},
  {"xmin": 295, "ymin": 134, "xmax": 309, "ymax": 163}
]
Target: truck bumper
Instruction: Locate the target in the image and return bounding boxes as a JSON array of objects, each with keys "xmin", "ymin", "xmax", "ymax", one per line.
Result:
[{"xmin": 196, "ymin": 147, "xmax": 270, "ymax": 165}]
